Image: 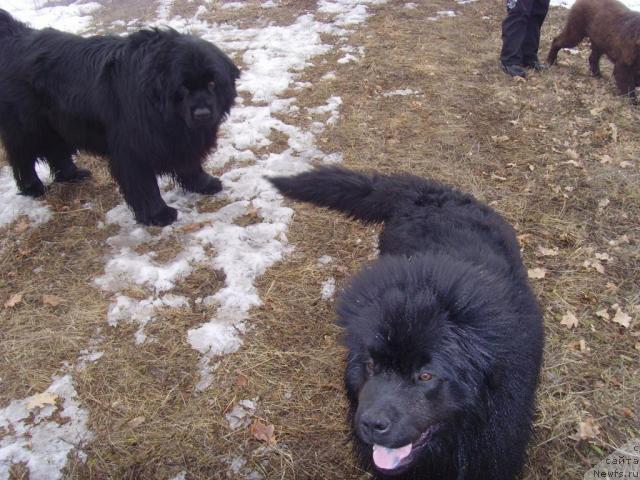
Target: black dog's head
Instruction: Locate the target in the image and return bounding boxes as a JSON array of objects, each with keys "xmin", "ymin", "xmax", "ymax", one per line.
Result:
[
  {"xmin": 135, "ymin": 29, "xmax": 240, "ymax": 129},
  {"xmin": 338, "ymin": 255, "xmax": 505, "ymax": 476}
]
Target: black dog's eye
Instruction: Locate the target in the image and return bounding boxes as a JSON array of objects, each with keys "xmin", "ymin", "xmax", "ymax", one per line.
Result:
[
  {"xmin": 207, "ymin": 80, "xmax": 216, "ymax": 93},
  {"xmin": 419, "ymin": 372, "xmax": 433, "ymax": 382},
  {"xmin": 366, "ymin": 359, "xmax": 375, "ymax": 374}
]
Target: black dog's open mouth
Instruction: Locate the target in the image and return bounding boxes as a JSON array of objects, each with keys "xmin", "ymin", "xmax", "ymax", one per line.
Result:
[{"xmin": 371, "ymin": 425, "xmax": 438, "ymax": 475}]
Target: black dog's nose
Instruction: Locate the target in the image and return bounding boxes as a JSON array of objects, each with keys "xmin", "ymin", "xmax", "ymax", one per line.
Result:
[
  {"xmin": 193, "ymin": 107, "xmax": 212, "ymax": 121},
  {"xmin": 361, "ymin": 413, "xmax": 391, "ymax": 435}
]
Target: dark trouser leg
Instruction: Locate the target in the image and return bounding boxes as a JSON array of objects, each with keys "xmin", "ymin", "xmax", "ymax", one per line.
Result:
[
  {"xmin": 522, "ymin": 0, "xmax": 550, "ymax": 65},
  {"xmin": 109, "ymin": 155, "xmax": 177, "ymax": 226},
  {"xmin": 501, "ymin": 0, "xmax": 534, "ymax": 66},
  {"xmin": 176, "ymin": 166, "xmax": 223, "ymax": 195}
]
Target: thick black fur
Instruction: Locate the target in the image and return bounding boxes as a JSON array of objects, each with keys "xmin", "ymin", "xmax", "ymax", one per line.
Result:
[
  {"xmin": 269, "ymin": 167, "xmax": 544, "ymax": 480},
  {"xmin": 0, "ymin": 10, "xmax": 239, "ymax": 225}
]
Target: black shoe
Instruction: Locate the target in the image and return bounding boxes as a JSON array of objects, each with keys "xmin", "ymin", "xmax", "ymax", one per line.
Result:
[
  {"xmin": 502, "ymin": 64, "xmax": 527, "ymax": 78},
  {"xmin": 524, "ymin": 61, "xmax": 548, "ymax": 71}
]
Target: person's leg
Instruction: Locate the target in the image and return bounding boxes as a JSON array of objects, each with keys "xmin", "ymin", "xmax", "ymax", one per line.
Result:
[
  {"xmin": 501, "ymin": 0, "xmax": 535, "ymax": 70},
  {"xmin": 522, "ymin": 0, "xmax": 551, "ymax": 67}
]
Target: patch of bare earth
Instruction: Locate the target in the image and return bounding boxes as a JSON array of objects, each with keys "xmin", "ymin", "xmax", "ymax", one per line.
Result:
[{"xmin": 1, "ymin": 1, "xmax": 638, "ymax": 479}]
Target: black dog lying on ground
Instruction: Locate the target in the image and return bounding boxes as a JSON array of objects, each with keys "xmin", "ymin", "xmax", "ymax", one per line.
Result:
[
  {"xmin": 269, "ymin": 167, "xmax": 544, "ymax": 480},
  {"xmin": 0, "ymin": 10, "xmax": 239, "ymax": 226}
]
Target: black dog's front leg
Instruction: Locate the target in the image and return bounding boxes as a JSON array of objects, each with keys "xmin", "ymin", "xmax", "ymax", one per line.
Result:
[
  {"xmin": 176, "ymin": 166, "xmax": 223, "ymax": 195},
  {"xmin": 110, "ymin": 156, "xmax": 177, "ymax": 226}
]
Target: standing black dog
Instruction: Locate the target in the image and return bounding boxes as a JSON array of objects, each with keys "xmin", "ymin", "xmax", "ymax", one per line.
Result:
[
  {"xmin": 269, "ymin": 167, "xmax": 544, "ymax": 480},
  {"xmin": 0, "ymin": 10, "xmax": 239, "ymax": 226}
]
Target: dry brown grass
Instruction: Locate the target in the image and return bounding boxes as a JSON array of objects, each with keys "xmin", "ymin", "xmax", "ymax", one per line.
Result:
[{"xmin": 1, "ymin": 1, "xmax": 639, "ymax": 479}]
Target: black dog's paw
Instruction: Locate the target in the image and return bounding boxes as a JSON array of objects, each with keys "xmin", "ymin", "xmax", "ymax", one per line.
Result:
[
  {"xmin": 180, "ymin": 172, "xmax": 223, "ymax": 195},
  {"xmin": 19, "ymin": 181, "xmax": 47, "ymax": 197},
  {"xmin": 55, "ymin": 167, "xmax": 92, "ymax": 183},
  {"xmin": 140, "ymin": 205, "xmax": 178, "ymax": 227}
]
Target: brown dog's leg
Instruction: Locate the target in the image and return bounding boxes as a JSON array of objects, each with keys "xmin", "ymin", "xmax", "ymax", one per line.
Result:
[
  {"xmin": 547, "ymin": 23, "xmax": 585, "ymax": 65},
  {"xmin": 613, "ymin": 62, "xmax": 637, "ymax": 103},
  {"xmin": 589, "ymin": 48, "xmax": 603, "ymax": 77}
]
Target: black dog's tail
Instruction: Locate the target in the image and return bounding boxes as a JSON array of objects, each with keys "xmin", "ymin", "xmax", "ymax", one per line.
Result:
[
  {"xmin": 0, "ymin": 9, "xmax": 28, "ymax": 37},
  {"xmin": 268, "ymin": 166, "xmax": 431, "ymax": 223}
]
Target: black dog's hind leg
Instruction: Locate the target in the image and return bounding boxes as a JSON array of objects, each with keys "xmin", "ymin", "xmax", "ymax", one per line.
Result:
[
  {"xmin": 588, "ymin": 48, "xmax": 603, "ymax": 77},
  {"xmin": 110, "ymin": 155, "xmax": 177, "ymax": 226},
  {"xmin": 3, "ymin": 138, "xmax": 46, "ymax": 197},
  {"xmin": 44, "ymin": 137, "xmax": 92, "ymax": 183},
  {"xmin": 176, "ymin": 166, "xmax": 223, "ymax": 195}
]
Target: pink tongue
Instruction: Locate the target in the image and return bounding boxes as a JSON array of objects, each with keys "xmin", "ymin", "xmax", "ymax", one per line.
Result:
[{"xmin": 372, "ymin": 443, "xmax": 412, "ymax": 470}]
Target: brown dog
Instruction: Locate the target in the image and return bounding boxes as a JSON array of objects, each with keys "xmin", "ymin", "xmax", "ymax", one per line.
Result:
[{"xmin": 547, "ymin": 0, "xmax": 640, "ymax": 101}]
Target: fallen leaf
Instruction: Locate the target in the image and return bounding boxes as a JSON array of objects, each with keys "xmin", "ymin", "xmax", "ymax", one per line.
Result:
[
  {"xmin": 599, "ymin": 154, "xmax": 612, "ymax": 164},
  {"xmin": 612, "ymin": 309, "xmax": 632, "ymax": 328},
  {"xmin": 577, "ymin": 418, "xmax": 600, "ymax": 441},
  {"xmin": 27, "ymin": 392, "xmax": 58, "ymax": 410},
  {"xmin": 619, "ymin": 160, "xmax": 633, "ymax": 168},
  {"xmin": 491, "ymin": 135, "xmax": 509, "ymax": 143},
  {"xmin": 537, "ymin": 246, "xmax": 559, "ymax": 257},
  {"xmin": 595, "ymin": 309, "xmax": 610, "ymax": 321},
  {"xmin": 595, "ymin": 252, "xmax": 612, "ymax": 262},
  {"xmin": 517, "ymin": 234, "xmax": 532, "ymax": 246},
  {"xmin": 561, "ymin": 312, "xmax": 579, "ymax": 329},
  {"xmin": 565, "ymin": 149, "xmax": 579, "ymax": 160},
  {"xmin": 14, "ymin": 218, "xmax": 29, "ymax": 233},
  {"xmin": 42, "ymin": 294, "xmax": 63, "ymax": 307},
  {"xmin": 597, "ymin": 198, "xmax": 610, "ymax": 209},
  {"xmin": 622, "ymin": 408, "xmax": 634, "ymax": 418},
  {"xmin": 179, "ymin": 221, "xmax": 211, "ymax": 233},
  {"xmin": 127, "ymin": 416, "xmax": 146, "ymax": 429},
  {"xmin": 250, "ymin": 420, "xmax": 276, "ymax": 445},
  {"xmin": 583, "ymin": 259, "xmax": 605, "ymax": 274},
  {"xmin": 4, "ymin": 293, "xmax": 23, "ymax": 308},
  {"xmin": 234, "ymin": 371, "xmax": 249, "ymax": 388},
  {"xmin": 527, "ymin": 267, "xmax": 547, "ymax": 279}
]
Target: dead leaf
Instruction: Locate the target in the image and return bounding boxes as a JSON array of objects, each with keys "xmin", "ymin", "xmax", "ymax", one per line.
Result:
[
  {"xmin": 595, "ymin": 252, "xmax": 612, "ymax": 262},
  {"xmin": 612, "ymin": 309, "xmax": 632, "ymax": 328},
  {"xmin": 597, "ymin": 198, "xmax": 610, "ymax": 209},
  {"xmin": 14, "ymin": 218, "xmax": 29, "ymax": 233},
  {"xmin": 4, "ymin": 293, "xmax": 23, "ymax": 308},
  {"xmin": 234, "ymin": 371, "xmax": 249, "ymax": 388},
  {"xmin": 595, "ymin": 309, "xmax": 610, "ymax": 321},
  {"xmin": 619, "ymin": 160, "xmax": 633, "ymax": 168},
  {"xmin": 565, "ymin": 149, "xmax": 579, "ymax": 160},
  {"xmin": 537, "ymin": 246, "xmax": 559, "ymax": 257},
  {"xmin": 622, "ymin": 407, "xmax": 634, "ymax": 418},
  {"xmin": 179, "ymin": 221, "xmax": 211, "ymax": 233},
  {"xmin": 561, "ymin": 312, "xmax": 579, "ymax": 329},
  {"xmin": 517, "ymin": 234, "xmax": 532, "ymax": 246},
  {"xmin": 250, "ymin": 420, "xmax": 276, "ymax": 445},
  {"xmin": 599, "ymin": 154, "xmax": 612, "ymax": 164},
  {"xmin": 27, "ymin": 392, "xmax": 58, "ymax": 410},
  {"xmin": 577, "ymin": 418, "xmax": 600, "ymax": 441},
  {"xmin": 126, "ymin": 416, "xmax": 146, "ymax": 429},
  {"xmin": 42, "ymin": 295, "xmax": 63, "ymax": 307},
  {"xmin": 527, "ymin": 267, "xmax": 547, "ymax": 279},
  {"xmin": 583, "ymin": 259, "xmax": 605, "ymax": 274},
  {"xmin": 491, "ymin": 135, "xmax": 509, "ymax": 143}
]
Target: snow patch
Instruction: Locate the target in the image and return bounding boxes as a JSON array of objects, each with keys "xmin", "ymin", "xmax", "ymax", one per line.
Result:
[
  {"xmin": 0, "ymin": 0, "xmax": 101, "ymax": 34},
  {"xmin": 0, "ymin": 375, "xmax": 93, "ymax": 480},
  {"xmin": 321, "ymin": 277, "xmax": 336, "ymax": 300},
  {"xmin": 0, "ymin": 166, "xmax": 52, "ymax": 228}
]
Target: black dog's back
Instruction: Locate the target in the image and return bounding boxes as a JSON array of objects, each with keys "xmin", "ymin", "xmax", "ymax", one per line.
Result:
[
  {"xmin": 269, "ymin": 166, "xmax": 524, "ymax": 275},
  {"xmin": 0, "ymin": 9, "xmax": 28, "ymax": 36}
]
